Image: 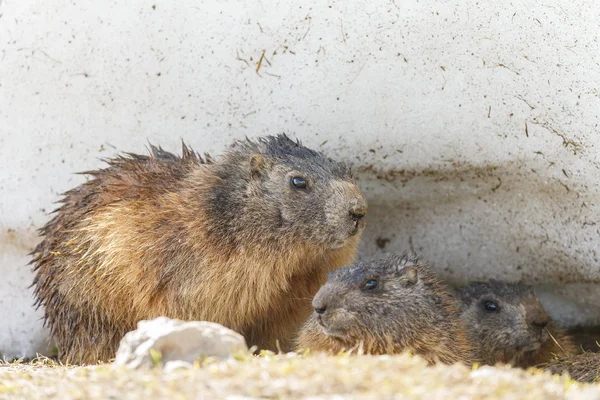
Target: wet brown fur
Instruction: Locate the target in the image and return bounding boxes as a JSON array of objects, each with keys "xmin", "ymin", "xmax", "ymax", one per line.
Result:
[
  {"xmin": 31, "ymin": 135, "xmax": 367, "ymax": 364},
  {"xmin": 296, "ymin": 254, "xmax": 474, "ymax": 366}
]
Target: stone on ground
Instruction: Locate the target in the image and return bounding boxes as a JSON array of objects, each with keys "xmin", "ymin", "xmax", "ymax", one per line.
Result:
[{"xmin": 113, "ymin": 317, "xmax": 248, "ymax": 369}]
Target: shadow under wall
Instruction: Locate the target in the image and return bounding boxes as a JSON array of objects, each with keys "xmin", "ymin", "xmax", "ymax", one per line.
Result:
[{"xmin": 353, "ymin": 160, "xmax": 600, "ymax": 327}]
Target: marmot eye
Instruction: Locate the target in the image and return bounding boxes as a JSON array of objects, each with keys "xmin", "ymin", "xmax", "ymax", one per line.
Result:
[
  {"xmin": 483, "ymin": 300, "xmax": 498, "ymax": 312},
  {"xmin": 291, "ymin": 176, "xmax": 308, "ymax": 189},
  {"xmin": 362, "ymin": 279, "xmax": 378, "ymax": 290}
]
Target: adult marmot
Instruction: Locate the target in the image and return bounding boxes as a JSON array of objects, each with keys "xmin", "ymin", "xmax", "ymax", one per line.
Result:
[{"xmin": 31, "ymin": 134, "xmax": 368, "ymax": 364}]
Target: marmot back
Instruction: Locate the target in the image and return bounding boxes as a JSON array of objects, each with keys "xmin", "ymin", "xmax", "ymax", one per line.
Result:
[
  {"xmin": 296, "ymin": 254, "xmax": 474, "ymax": 365},
  {"xmin": 455, "ymin": 279, "xmax": 579, "ymax": 367},
  {"xmin": 31, "ymin": 134, "xmax": 368, "ymax": 364}
]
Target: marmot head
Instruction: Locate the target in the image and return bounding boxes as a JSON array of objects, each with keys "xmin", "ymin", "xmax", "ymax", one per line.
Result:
[
  {"xmin": 455, "ymin": 279, "xmax": 550, "ymax": 364},
  {"xmin": 309, "ymin": 254, "xmax": 449, "ymax": 346},
  {"xmin": 207, "ymin": 134, "xmax": 367, "ymax": 250}
]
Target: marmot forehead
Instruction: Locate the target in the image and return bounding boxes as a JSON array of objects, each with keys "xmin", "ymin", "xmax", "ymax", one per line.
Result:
[
  {"xmin": 230, "ymin": 134, "xmax": 352, "ymax": 179},
  {"xmin": 327, "ymin": 253, "xmax": 426, "ymax": 285},
  {"xmin": 456, "ymin": 280, "xmax": 536, "ymax": 305}
]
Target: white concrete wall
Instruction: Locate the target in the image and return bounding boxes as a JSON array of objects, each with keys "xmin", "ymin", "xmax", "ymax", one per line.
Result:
[{"xmin": 1, "ymin": 0, "xmax": 599, "ymax": 358}]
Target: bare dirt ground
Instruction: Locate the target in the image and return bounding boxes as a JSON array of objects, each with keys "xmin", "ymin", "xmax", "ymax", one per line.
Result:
[{"xmin": 1, "ymin": 353, "xmax": 600, "ymax": 400}]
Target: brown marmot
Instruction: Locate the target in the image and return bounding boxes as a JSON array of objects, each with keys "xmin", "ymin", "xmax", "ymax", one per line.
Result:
[
  {"xmin": 296, "ymin": 253, "xmax": 474, "ymax": 365},
  {"xmin": 31, "ymin": 134, "xmax": 368, "ymax": 364},
  {"xmin": 454, "ymin": 279, "xmax": 579, "ymax": 368}
]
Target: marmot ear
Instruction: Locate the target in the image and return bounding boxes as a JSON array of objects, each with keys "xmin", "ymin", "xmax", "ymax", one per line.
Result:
[
  {"xmin": 398, "ymin": 266, "xmax": 418, "ymax": 287},
  {"xmin": 249, "ymin": 154, "xmax": 270, "ymax": 178}
]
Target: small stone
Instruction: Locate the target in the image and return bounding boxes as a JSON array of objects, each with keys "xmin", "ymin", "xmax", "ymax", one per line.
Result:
[{"xmin": 113, "ymin": 317, "xmax": 249, "ymax": 369}]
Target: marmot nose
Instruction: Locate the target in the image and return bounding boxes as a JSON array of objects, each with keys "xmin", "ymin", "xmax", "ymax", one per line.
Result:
[
  {"xmin": 347, "ymin": 192, "xmax": 368, "ymax": 222},
  {"xmin": 527, "ymin": 305, "xmax": 549, "ymax": 330},
  {"xmin": 314, "ymin": 305, "xmax": 327, "ymax": 315},
  {"xmin": 312, "ymin": 297, "xmax": 328, "ymax": 315},
  {"xmin": 531, "ymin": 319, "xmax": 548, "ymax": 329},
  {"xmin": 349, "ymin": 209, "xmax": 366, "ymax": 222}
]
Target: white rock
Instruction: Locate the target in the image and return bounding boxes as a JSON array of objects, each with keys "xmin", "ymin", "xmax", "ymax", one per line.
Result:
[{"xmin": 113, "ymin": 317, "xmax": 248, "ymax": 369}]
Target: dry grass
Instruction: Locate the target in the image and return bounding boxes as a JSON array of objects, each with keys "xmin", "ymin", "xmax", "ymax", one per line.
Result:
[
  {"xmin": 1, "ymin": 352, "xmax": 600, "ymax": 399},
  {"xmin": 542, "ymin": 352, "xmax": 600, "ymax": 384}
]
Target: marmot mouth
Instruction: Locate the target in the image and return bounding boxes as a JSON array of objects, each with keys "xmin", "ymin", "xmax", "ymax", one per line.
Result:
[
  {"xmin": 349, "ymin": 219, "xmax": 365, "ymax": 236},
  {"xmin": 317, "ymin": 314, "xmax": 326, "ymax": 328},
  {"xmin": 317, "ymin": 315, "xmax": 347, "ymax": 338}
]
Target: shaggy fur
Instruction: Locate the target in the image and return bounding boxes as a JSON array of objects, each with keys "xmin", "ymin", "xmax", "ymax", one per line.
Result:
[
  {"xmin": 31, "ymin": 134, "xmax": 368, "ymax": 364},
  {"xmin": 455, "ymin": 279, "xmax": 580, "ymax": 367},
  {"xmin": 296, "ymin": 254, "xmax": 474, "ymax": 365}
]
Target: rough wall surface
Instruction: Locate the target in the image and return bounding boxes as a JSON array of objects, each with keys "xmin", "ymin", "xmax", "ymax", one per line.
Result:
[{"xmin": 1, "ymin": 0, "xmax": 598, "ymax": 358}]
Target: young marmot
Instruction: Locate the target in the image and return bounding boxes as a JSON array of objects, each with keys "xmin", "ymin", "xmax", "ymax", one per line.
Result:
[
  {"xmin": 31, "ymin": 134, "xmax": 368, "ymax": 364},
  {"xmin": 455, "ymin": 279, "xmax": 579, "ymax": 368},
  {"xmin": 296, "ymin": 253, "xmax": 474, "ymax": 365}
]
